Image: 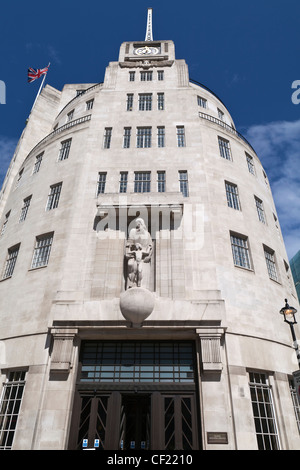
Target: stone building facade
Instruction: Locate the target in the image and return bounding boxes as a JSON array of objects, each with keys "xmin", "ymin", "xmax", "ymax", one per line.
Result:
[{"xmin": 0, "ymin": 23, "xmax": 300, "ymax": 450}]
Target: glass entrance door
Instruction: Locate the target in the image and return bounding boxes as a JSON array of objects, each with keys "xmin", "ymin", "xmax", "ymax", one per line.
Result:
[
  {"xmin": 68, "ymin": 341, "xmax": 201, "ymax": 450},
  {"xmin": 119, "ymin": 394, "xmax": 151, "ymax": 450}
]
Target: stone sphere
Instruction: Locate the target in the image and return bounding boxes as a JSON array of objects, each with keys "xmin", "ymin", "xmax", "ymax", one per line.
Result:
[{"xmin": 119, "ymin": 287, "xmax": 155, "ymax": 326}]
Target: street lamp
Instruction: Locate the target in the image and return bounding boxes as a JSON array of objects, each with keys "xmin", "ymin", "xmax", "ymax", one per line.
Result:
[{"xmin": 280, "ymin": 299, "xmax": 300, "ymax": 369}]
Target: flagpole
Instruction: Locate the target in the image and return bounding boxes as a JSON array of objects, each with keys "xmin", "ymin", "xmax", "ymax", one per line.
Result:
[{"xmin": 29, "ymin": 62, "xmax": 50, "ymax": 116}]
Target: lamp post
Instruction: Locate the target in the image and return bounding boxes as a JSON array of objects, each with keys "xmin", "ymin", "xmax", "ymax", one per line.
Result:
[{"xmin": 280, "ymin": 299, "xmax": 300, "ymax": 369}]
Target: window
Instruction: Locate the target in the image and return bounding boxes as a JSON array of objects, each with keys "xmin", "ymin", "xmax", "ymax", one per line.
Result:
[
  {"xmin": 134, "ymin": 172, "xmax": 151, "ymax": 193},
  {"xmin": 119, "ymin": 172, "xmax": 128, "ymax": 193},
  {"xmin": 218, "ymin": 137, "xmax": 231, "ymax": 160},
  {"xmin": 1, "ymin": 211, "xmax": 10, "ymax": 237},
  {"xmin": 19, "ymin": 195, "xmax": 32, "ymax": 222},
  {"xmin": 246, "ymin": 153, "xmax": 255, "ymax": 175},
  {"xmin": 33, "ymin": 152, "xmax": 43, "ymax": 174},
  {"xmin": 157, "ymin": 93, "xmax": 164, "ymax": 110},
  {"xmin": 0, "ymin": 371, "xmax": 26, "ymax": 450},
  {"xmin": 79, "ymin": 341, "xmax": 195, "ymax": 384},
  {"xmin": 264, "ymin": 246, "xmax": 278, "ymax": 281},
  {"xmin": 31, "ymin": 233, "xmax": 54, "ymax": 269},
  {"xmin": 158, "ymin": 70, "xmax": 164, "ymax": 81},
  {"xmin": 217, "ymin": 108, "xmax": 224, "ymax": 120},
  {"xmin": 225, "ymin": 182, "xmax": 240, "ymax": 210},
  {"xmin": 103, "ymin": 128, "xmax": 112, "ymax": 149},
  {"xmin": 177, "ymin": 126, "xmax": 186, "ymax": 147},
  {"xmin": 249, "ymin": 372, "xmax": 280, "ymax": 450},
  {"xmin": 86, "ymin": 99, "xmax": 94, "ymax": 110},
  {"xmin": 15, "ymin": 168, "xmax": 24, "ymax": 188},
  {"xmin": 67, "ymin": 110, "xmax": 74, "ymax": 122},
  {"xmin": 2, "ymin": 244, "xmax": 20, "ymax": 279},
  {"xmin": 129, "ymin": 71, "xmax": 135, "ymax": 82},
  {"xmin": 139, "ymin": 93, "xmax": 152, "ymax": 111},
  {"xmin": 58, "ymin": 139, "xmax": 72, "ymax": 161},
  {"xmin": 157, "ymin": 126, "xmax": 165, "ymax": 148},
  {"xmin": 157, "ymin": 171, "xmax": 166, "ymax": 192},
  {"xmin": 46, "ymin": 183, "xmax": 62, "ymax": 211},
  {"xmin": 126, "ymin": 94, "xmax": 133, "ymax": 111},
  {"xmin": 179, "ymin": 170, "xmax": 189, "ymax": 197},
  {"xmin": 97, "ymin": 172, "xmax": 107, "ymax": 195},
  {"xmin": 230, "ymin": 233, "xmax": 251, "ymax": 269},
  {"xmin": 289, "ymin": 378, "xmax": 300, "ymax": 434},
  {"xmin": 137, "ymin": 127, "xmax": 151, "ymax": 148},
  {"xmin": 140, "ymin": 71, "xmax": 152, "ymax": 81},
  {"xmin": 255, "ymin": 196, "xmax": 266, "ymax": 223},
  {"xmin": 123, "ymin": 127, "xmax": 131, "ymax": 149},
  {"xmin": 197, "ymin": 96, "xmax": 207, "ymax": 108}
]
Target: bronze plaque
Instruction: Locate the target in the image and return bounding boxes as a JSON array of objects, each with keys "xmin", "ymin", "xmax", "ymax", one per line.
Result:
[{"xmin": 207, "ymin": 432, "xmax": 228, "ymax": 444}]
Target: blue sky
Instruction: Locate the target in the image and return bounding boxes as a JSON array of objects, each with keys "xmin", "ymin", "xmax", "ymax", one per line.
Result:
[{"xmin": 0, "ymin": 0, "xmax": 299, "ymax": 259}]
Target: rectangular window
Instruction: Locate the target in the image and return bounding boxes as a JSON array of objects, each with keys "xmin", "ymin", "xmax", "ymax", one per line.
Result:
[
  {"xmin": 2, "ymin": 244, "xmax": 20, "ymax": 279},
  {"xmin": 157, "ymin": 171, "xmax": 166, "ymax": 192},
  {"xmin": 157, "ymin": 93, "xmax": 164, "ymax": 110},
  {"xmin": 246, "ymin": 153, "xmax": 255, "ymax": 175},
  {"xmin": 158, "ymin": 70, "xmax": 164, "ymax": 81},
  {"xmin": 126, "ymin": 94, "xmax": 133, "ymax": 111},
  {"xmin": 0, "ymin": 371, "xmax": 26, "ymax": 450},
  {"xmin": 264, "ymin": 246, "xmax": 278, "ymax": 281},
  {"xmin": 289, "ymin": 378, "xmax": 300, "ymax": 434},
  {"xmin": 218, "ymin": 137, "xmax": 231, "ymax": 160},
  {"xmin": 139, "ymin": 93, "xmax": 152, "ymax": 111},
  {"xmin": 255, "ymin": 196, "xmax": 266, "ymax": 223},
  {"xmin": 157, "ymin": 126, "xmax": 165, "ymax": 148},
  {"xmin": 197, "ymin": 96, "xmax": 207, "ymax": 108},
  {"xmin": 225, "ymin": 182, "xmax": 240, "ymax": 210},
  {"xmin": 179, "ymin": 170, "xmax": 189, "ymax": 197},
  {"xmin": 140, "ymin": 71, "xmax": 152, "ymax": 81},
  {"xmin": 31, "ymin": 232, "xmax": 54, "ymax": 269},
  {"xmin": 33, "ymin": 152, "xmax": 43, "ymax": 174},
  {"xmin": 0, "ymin": 211, "xmax": 10, "ymax": 237},
  {"xmin": 79, "ymin": 341, "xmax": 195, "ymax": 384},
  {"xmin": 19, "ymin": 195, "xmax": 32, "ymax": 222},
  {"xmin": 67, "ymin": 110, "xmax": 74, "ymax": 122},
  {"xmin": 15, "ymin": 168, "xmax": 24, "ymax": 188},
  {"xmin": 177, "ymin": 126, "xmax": 186, "ymax": 147},
  {"xmin": 123, "ymin": 127, "xmax": 131, "ymax": 149},
  {"xmin": 119, "ymin": 172, "xmax": 128, "ymax": 193},
  {"xmin": 218, "ymin": 108, "xmax": 224, "ymax": 120},
  {"xmin": 134, "ymin": 172, "xmax": 151, "ymax": 193},
  {"xmin": 103, "ymin": 128, "xmax": 112, "ymax": 149},
  {"xmin": 137, "ymin": 127, "xmax": 151, "ymax": 148},
  {"xmin": 86, "ymin": 99, "xmax": 94, "ymax": 110},
  {"xmin": 129, "ymin": 71, "xmax": 135, "ymax": 82},
  {"xmin": 249, "ymin": 372, "xmax": 280, "ymax": 450},
  {"xmin": 97, "ymin": 172, "xmax": 107, "ymax": 195},
  {"xmin": 230, "ymin": 233, "xmax": 251, "ymax": 269},
  {"xmin": 58, "ymin": 139, "xmax": 72, "ymax": 161},
  {"xmin": 46, "ymin": 183, "xmax": 62, "ymax": 211}
]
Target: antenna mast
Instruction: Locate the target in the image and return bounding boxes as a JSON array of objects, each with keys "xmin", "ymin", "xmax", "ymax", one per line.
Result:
[{"xmin": 145, "ymin": 8, "xmax": 153, "ymax": 41}]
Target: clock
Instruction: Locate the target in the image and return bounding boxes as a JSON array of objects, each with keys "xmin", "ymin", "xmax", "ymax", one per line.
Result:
[{"xmin": 134, "ymin": 46, "xmax": 159, "ymax": 56}]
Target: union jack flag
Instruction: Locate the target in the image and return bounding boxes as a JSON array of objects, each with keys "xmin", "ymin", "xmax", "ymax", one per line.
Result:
[{"xmin": 27, "ymin": 66, "xmax": 49, "ymax": 83}]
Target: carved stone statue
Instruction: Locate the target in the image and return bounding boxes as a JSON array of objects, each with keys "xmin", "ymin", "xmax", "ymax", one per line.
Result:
[{"xmin": 125, "ymin": 218, "xmax": 153, "ymax": 289}]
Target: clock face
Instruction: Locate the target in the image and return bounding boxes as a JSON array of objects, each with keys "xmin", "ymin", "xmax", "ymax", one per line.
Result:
[{"xmin": 134, "ymin": 46, "xmax": 159, "ymax": 56}]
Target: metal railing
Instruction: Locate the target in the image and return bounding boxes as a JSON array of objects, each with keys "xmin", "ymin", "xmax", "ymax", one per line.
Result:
[
  {"xmin": 24, "ymin": 114, "xmax": 92, "ymax": 163},
  {"xmin": 198, "ymin": 111, "xmax": 256, "ymax": 155}
]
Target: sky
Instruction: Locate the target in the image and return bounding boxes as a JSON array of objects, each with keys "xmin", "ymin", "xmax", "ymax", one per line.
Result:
[{"xmin": 0, "ymin": 0, "xmax": 299, "ymax": 259}]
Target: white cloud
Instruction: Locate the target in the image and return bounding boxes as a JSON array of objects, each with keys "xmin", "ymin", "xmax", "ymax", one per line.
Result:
[
  {"xmin": 245, "ymin": 120, "xmax": 300, "ymax": 260},
  {"xmin": 0, "ymin": 135, "xmax": 18, "ymax": 188}
]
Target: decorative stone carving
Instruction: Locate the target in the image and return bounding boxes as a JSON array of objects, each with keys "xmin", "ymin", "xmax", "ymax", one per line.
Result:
[
  {"xmin": 119, "ymin": 287, "xmax": 155, "ymax": 327},
  {"xmin": 50, "ymin": 328, "xmax": 77, "ymax": 373},
  {"xmin": 120, "ymin": 217, "xmax": 155, "ymax": 326},
  {"xmin": 197, "ymin": 328, "xmax": 224, "ymax": 373},
  {"xmin": 125, "ymin": 218, "xmax": 153, "ymax": 289}
]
